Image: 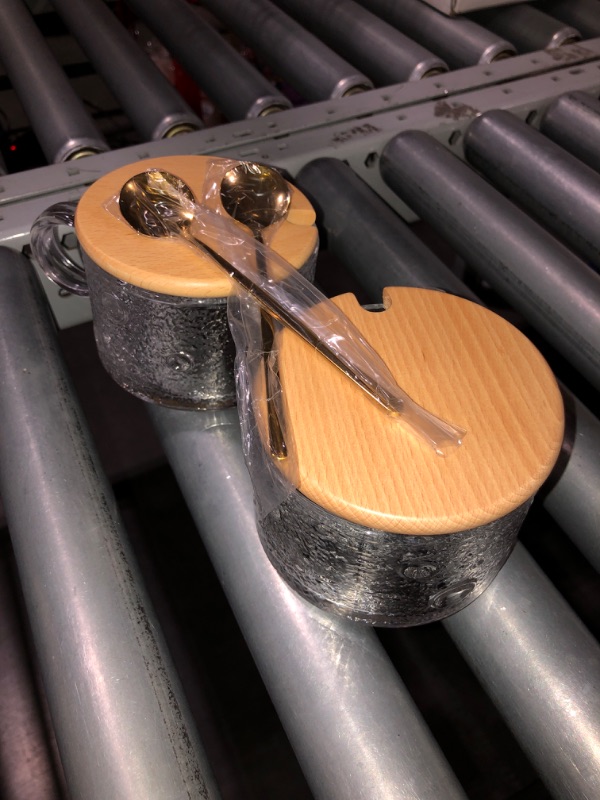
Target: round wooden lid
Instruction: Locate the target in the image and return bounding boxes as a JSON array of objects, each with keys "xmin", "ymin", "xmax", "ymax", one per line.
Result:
[
  {"xmin": 276, "ymin": 287, "xmax": 564, "ymax": 535},
  {"xmin": 75, "ymin": 155, "xmax": 318, "ymax": 298}
]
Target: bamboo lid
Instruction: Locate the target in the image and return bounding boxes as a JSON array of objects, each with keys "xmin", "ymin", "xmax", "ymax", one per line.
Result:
[
  {"xmin": 276, "ymin": 287, "xmax": 564, "ymax": 535},
  {"xmin": 75, "ymin": 155, "xmax": 317, "ymax": 298}
]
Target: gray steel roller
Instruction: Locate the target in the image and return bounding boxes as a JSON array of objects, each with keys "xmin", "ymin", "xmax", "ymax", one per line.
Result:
[
  {"xmin": 124, "ymin": 0, "xmax": 291, "ymax": 119},
  {"xmin": 464, "ymin": 108, "xmax": 600, "ymax": 270},
  {"xmin": 151, "ymin": 404, "xmax": 469, "ymax": 800},
  {"xmin": 380, "ymin": 131, "xmax": 600, "ymax": 392},
  {"xmin": 274, "ymin": 0, "xmax": 448, "ymax": 84},
  {"xmin": 0, "ymin": 248, "xmax": 220, "ymax": 800},
  {"xmin": 445, "ymin": 544, "xmax": 600, "ymax": 800},
  {"xmin": 295, "ymin": 157, "xmax": 478, "ymax": 301},
  {"xmin": 472, "ymin": 4, "xmax": 581, "ymax": 51},
  {"xmin": 542, "ymin": 0, "xmax": 600, "ymax": 39},
  {"xmin": 297, "ymin": 156, "xmax": 600, "ymax": 577},
  {"xmin": 0, "ymin": 0, "xmax": 108, "ymax": 162},
  {"xmin": 541, "ymin": 91, "xmax": 600, "ymax": 175},
  {"xmin": 357, "ymin": 0, "xmax": 515, "ymax": 67},
  {"xmin": 198, "ymin": 0, "xmax": 372, "ymax": 100},
  {"xmin": 50, "ymin": 0, "xmax": 202, "ymax": 140}
]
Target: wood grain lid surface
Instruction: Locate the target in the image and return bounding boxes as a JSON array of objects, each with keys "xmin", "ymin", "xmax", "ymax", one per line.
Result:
[
  {"xmin": 74, "ymin": 155, "xmax": 318, "ymax": 298},
  {"xmin": 277, "ymin": 287, "xmax": 564, "ymax": 535}
]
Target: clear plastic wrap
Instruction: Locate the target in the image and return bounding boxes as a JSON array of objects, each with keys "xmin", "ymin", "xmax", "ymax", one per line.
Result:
[{"xmin": 109, "ymin": 166, "xmax": 466, "ymax": 450}]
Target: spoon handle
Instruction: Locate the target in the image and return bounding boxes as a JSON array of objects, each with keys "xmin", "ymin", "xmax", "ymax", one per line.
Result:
[{"xmin": 183, "ymin": 227, "xmax": 464, "ymax": 455}]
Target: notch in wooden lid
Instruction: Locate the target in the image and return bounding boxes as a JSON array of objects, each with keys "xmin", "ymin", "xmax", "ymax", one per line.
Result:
[
  {"xmin": 75, "ymin": 155, "xmax": 317, "ymax": 298},
  {"xmin": 276, "ymin": 287, "xmax": 564, "ymax": 535}
]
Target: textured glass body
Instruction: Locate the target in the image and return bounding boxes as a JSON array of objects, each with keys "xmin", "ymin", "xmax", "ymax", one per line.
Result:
[{"xmin": 84, "ymin": 247, "xmax": 316, "ymax": 408}]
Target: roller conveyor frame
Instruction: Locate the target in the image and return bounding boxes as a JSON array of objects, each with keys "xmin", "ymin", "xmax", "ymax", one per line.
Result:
[{"xmin": 0, "ymin": 15, "xmax": 600, "ymax": 800}]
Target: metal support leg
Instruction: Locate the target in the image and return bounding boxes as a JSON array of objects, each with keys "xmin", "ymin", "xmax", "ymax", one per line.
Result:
[
  {"xmin": 274, "ymin": 0, "xmax": 448, "ymax": 83},
  {"xmin": 0, "ymin": 0, "xmax": 108, "ymax": 162},
  {"xmin": 541, "ymin": 91, "xmax": 600, "ymax": 174},
  {"xmin": 50, "ymin": 0, "xmax": 202, "ymax": 140},
  {"xmin": 0, "ymin": 248, "xmax": 220, "ymax": 800},
  {"xmin": 151, "ymin": 404, "xmax": 468, "ymax": 800},
  {"xmin": 444, "ymin": 544, "xmax": 600, "ymax": 800},
  {"xmin": 198, "ymin": 0, "xmax": 372, "ymax": 100},
  {"xmin": 464, "ymin": 108, "xmax": 600, "ymax": 270},
  {"xmin": 124, "ymin": 0, "xmax": 291, "ymax": 119},
  {"xmin": 380, "ymin": 130, "xmax": 600, "ymax": 392}
]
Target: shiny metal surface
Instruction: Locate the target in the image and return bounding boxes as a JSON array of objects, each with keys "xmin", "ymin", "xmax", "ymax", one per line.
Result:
[
  {"xmin": 0, "ymin": 548, "xmax": 65, "ymax": 800},
  {"xmin": 296, "ymin": 157, "xmax": 478, "ymax": 302},
  {"xmin": 0, "ymin": 0, "xmax": 108, "ymax": 162},
  {"xmin": 357, "ymin": 0, "xmax": 515, "ymax": 67},
  {"xmin": 465, "ymin": 108, "xmax": 600, "ymax": 269},
  {"xmin": 544, "ymin": 392, "xmax": 600, "ymax": 574},
  {"xmin": 543, "ymin": 0, "xmax": 600, "ymax": 39},
  {"xmin": 275, "ymin": 0, "xmax": 448, "ymax": 83},
  {"xmin": 541, "ymin": 91, "xmax": 600, "ymax": 174},
  {"xmin": 199, "ymin": 0, "xmax": 372, "ymax": 100},
  {"xmin": 0, "ymin": 248, "xmax": 220, "ymax": 800},
  {"xmin": 123, "ymin": 0, "xmax": 291, "ymax": 119},
  {"xmin": 380, "ymin": 131, "xmax": 600, "ymax": 392},
  {"xmin": 152, "ymin": 404, "xmax": 468, "ymax": 800},
  {"xmin": 49, "ymin": 0, "xmax": 202, "ymax": 141},
  {"xmin": 220, "ymin": 162, "xmax": 291, "ymax": 236},
  {"xmin": 445, "ymin": 544, "xmax": 600, "ymax": 800},
  {"xmin": 472, "ymin": 5, "xmax": 581, "ymax": 52}
]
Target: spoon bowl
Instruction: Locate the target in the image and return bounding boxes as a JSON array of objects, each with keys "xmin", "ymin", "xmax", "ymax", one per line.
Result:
[
  {"xmin": 220, "ymin": 162, "xmax": 291, "ymax": 240},
  {"xmin": 119, "ymin": 169, "xmax": 196, "ymax": 239}
]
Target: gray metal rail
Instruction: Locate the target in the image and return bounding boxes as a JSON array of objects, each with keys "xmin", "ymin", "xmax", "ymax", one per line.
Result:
[
  {"xmin": 464, "ymin": 108, "xmax": 600, "ymax": 269},
  {"xmin": 357, "ymin": 0, "xmax": 515, "ymax": 67},
  {"xmin": 274, "ymin": 0, "xmax": 448, "ymax": 83},
  {"xmin": 380, "ymin": 130, "xmax": 600, "ymax": 392},
  {"xmin": 471, "ymin": 5, "xmax": 581, "ymax": 51},
  {"xmin": 445, "ymin": 544, "xmax": 600, "ymax": 800},
  {"xmin": 198, "ymin": 0, "xmax": 372, "ymax": 100},
  {"xmin": 151, "ymin": 404, "xmax": 468, "ymax": 800},
  {"xmin": 124, "ymin": 0, "xmax": 291, "ymax": 119},
  {"xmin": 0, "ymin": 248, "xmax": 220, "ymax": 800},
  {"xmin": 0, "ymin": 0, "xmax": 108, "ymax": 162},
  {"xmin": 542, "ymin": 0, "xmax": 600, "ymax": 39},
  {"xmin": 50, "ymin": 0, "xmax": 202, "ymax": 140},
  {"xmin": 541, "ymin": 91, "xmax": 600, "ymax": 174}
]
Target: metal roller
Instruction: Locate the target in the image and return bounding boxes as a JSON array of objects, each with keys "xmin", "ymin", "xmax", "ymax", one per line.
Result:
[
  {"xmin": 542, "ymin": 0, "xmax": 600, "ymax": 39},
  {"xmin": 444, "ymin": 544, "xmax": 600, "ymax": 800},
  {"xmin": 0, "ymin": 0, "xmax": 108, "ymax": 162},
  {"xmin": 0, "ymin": 248, "xmax": 220, "ymax": 800},
  {"xmin": 274, "ymin": 0, "xmax": 448, "ymax": 84},
  {"xmin": 464, "ymin": 108, "xmax": 600, "ymax": 270},
  {"xmin": 544, "ymin": 392, "xmax": 600, "ymax": 574},
  {"xmin": 151, "ymin": 405, "xmax": 469, "ymax": 800},
  {"xmin": 198, "ymin": 0, "xmax": 372, "ymax": 100},
  {"xmin": 471, "ymin": 5, "xmax": 581, "ymax": 52},
  {"xmin": 295, "ymin": 157, "xmax": 478, "ymax": 301},
  {"xmin": 380, "ymin": 131, "xmax": 600, "ymax": 392},
  {"xmin": 296, "ymin": 157, "xmax": 600, "ymax": 576},
  {"xmin": 541, "ymin": 91, "xmax": 600, "ymax": 175},
  {"xmin": 49, "ymin": 0, "xmax": 202, "ymax": 140},
  {"xmin": 356, "ymin": 0, "xmax": 515, "ymax": 68},
  {"xmin": 124, "ymin": 0, "xmax": 291, "ymax": 119}
]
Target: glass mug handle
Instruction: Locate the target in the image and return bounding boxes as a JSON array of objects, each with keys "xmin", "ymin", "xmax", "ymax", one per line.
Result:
[{"xmin": 30, "ymin": 201, "xmax": 89, "ymax": 296}]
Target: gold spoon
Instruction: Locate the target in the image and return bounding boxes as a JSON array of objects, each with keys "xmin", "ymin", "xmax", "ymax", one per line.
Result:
[
  {"xmin": 118, "ymin": 169, "xmax": 465, "ymax": 456},
  {"xmin": 220, "ymin": 163, "xmax": 291, "ymax": 460}
]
